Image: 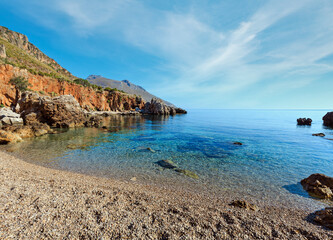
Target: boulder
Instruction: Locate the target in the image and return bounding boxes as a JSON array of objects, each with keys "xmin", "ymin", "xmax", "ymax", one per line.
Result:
[
  {"xmin": 301, "ymin": 174, "xmax": 333, "ymax": 200},
  {"xmin": 297, "ymin": 118, "xmax": 312, "ymax": 126},
  {"xmin": 313, "ymin": 207, "xmax": 333, "ymax": 230},
  {"xmin": 16, "ymin": 92, "xmax": 86, "ymax": 128},
  {"xmin": 0, "ymin": 107, "xmax": 23, "ymax": 127},
  {"xmin": 142, "ymin": 98, "xmax": 186, "ymax": 115},
  {"xmin": 323, "ymin": 112, "xmax": 333, "ymax": 128}
]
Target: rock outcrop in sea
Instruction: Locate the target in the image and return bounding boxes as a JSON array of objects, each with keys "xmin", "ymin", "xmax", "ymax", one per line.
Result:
[
  {"xmin": 297, "ymin": 118, "xmax": 312, "ymax": 126},
  {"xmin": 142, "ymin": 98, "xmax": 187, "ymax": 115},
  {"xmin": 323, "ymin": 112, "xmax": 333, "ymax": 128}
]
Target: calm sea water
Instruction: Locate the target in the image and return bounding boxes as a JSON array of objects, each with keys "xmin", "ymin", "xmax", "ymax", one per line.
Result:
[{"xmin": 2, "ymin": 110, "xmax": 333, "ymax": 209}]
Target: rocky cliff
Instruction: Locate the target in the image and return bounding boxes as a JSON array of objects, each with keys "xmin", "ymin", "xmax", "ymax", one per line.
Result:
[
  {"xmin": 0, "ymin": 26, "xmax": 73, "ymax": 80},
  {"xmin": 0, "ymin": 26, "xmax": 185, "ymax": 115},
  {"xmin": 0, "ymin": 64, "xmax": 145, "ymax": 111}
]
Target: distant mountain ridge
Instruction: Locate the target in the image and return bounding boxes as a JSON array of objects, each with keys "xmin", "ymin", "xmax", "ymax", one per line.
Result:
[{"xmin": 87, "ymin": 75, "xmax": 175, "ymax": 107}]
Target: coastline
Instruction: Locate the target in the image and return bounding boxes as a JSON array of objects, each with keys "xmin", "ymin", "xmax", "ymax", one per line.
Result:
[{"xmin": 0, "ymin": 150, "xmax": 332, "ymax": 239}]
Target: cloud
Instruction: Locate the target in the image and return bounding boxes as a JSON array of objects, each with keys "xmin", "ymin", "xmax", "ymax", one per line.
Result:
[{"xmin": 5, "ymin": 0, "xmax": 333, "ymax": 108}]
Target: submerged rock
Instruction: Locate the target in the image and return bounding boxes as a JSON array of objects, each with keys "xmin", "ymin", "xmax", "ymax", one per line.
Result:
[
  {"xmin": 146, "ymin": 147, "xmax": 156, "ymax": 153},
  {"xmin": 312, "ymin": 133, "xmax": 325, "ymax": 137},
  {"xmin": 229, "ymin": 200, "xmax": 258, "ymax": 211},
  {"xmin": 67, "ymin": 144, "xmax": 89, "ymax": 150},
  {"xmin": 175, "ymin": 169, "xmax": 199, "ymax": 179},
  {"xmin": 313, "ymin": 207, "xmax": 333, "ymax": 230},
  {"xmin": 297, "ymin": 118, "xmax": 312, "ymax": 126},
  {"xmin": 301, "ymin": 174, "xmax": 333, "ymax": 200},
  {"xmin": 156, "ymin": 160, "xmax": 178, "ymax": 169}
]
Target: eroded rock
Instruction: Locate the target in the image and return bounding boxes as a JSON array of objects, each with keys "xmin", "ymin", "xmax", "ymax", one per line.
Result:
[
  {"xmin": 142, "ymin": 98, "xmax": 186, "ymax": 115},
  {"xmin": 0, "ymin": 107, "xmax": 23, "ymax": 127},
  {"xmin": 17, "ymin": 92, "xmax": 86, "ymax": 128},
  {"xmin": 301, "ymin": 174, "xmax": 333, "ymax": 200}
]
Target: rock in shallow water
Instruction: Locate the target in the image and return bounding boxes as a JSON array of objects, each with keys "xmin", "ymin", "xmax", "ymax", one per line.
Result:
[
  {"xmin": 301, "ymin": 173, "xmax": 333, "ymax": 200},
  {"xmin": 175, "ymin": 169, "xmax": 199, "ymax": 179},
  {"xmin": 312, "ymin": 133, "xmax": 325, "ymax": 137},
  {"xmin": 146, "ymin": 147, "xmax": 156, "ymax": 153},
  {"xmin": 156, "ymin": 160, "xmax": 178, "ymax": 169}
]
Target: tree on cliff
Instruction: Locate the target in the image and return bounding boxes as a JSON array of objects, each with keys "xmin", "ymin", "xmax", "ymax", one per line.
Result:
[{"xmin": 10, "ymin": 76, "xmax": 31, "ymax": 92}]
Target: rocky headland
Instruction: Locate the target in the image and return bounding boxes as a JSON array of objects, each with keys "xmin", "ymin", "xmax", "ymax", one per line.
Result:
[{"xmin": 0, "ymin": 26, "xmax": 186, "ymax": 144}]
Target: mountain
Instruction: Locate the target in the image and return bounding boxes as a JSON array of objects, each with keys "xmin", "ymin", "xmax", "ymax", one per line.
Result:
[{"xmin": 86, "ymin": 75, "xmax": 175, "ymax": 107}]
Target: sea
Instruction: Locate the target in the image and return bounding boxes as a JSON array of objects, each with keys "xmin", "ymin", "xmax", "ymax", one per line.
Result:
[{"xmin": 2, "ymin": 109, "xmax": 333, "ymax": 210}]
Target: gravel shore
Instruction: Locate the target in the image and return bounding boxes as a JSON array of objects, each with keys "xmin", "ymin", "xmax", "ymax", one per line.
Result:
[{"xmin": 0, "ymin": 150, "xmax": 332, "ymax": 239}]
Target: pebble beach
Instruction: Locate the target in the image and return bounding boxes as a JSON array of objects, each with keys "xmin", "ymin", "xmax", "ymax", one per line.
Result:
[{"xmin": 0, "ymin": 150, "xmax": 332, "ymax": 239}]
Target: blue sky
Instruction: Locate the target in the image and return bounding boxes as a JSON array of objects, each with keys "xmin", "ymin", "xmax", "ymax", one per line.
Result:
[{"xmin": 1, "ymin": 0, "xmax": 333, "ymax": 109}]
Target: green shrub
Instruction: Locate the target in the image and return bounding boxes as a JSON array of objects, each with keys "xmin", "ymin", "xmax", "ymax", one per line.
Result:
[
  {"xmin": 0, "ymin": 104, "xmax": 4, "ymax": 108},
  {"xmin": 74, "ymin": 78, "xmax": 91, "ymax": 87},
  {"xmin": 39, "ymin": 90, "xmax": 45, "ymax": 95},
  {"xmin": 10, "ymin": 76, "xmax": 31, "ymax": 92}
]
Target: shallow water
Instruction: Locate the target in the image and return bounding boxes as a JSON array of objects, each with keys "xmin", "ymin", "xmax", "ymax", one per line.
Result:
[{"xmin": 2, "ymin": 110, "xmax": 333, "ymax": 209}]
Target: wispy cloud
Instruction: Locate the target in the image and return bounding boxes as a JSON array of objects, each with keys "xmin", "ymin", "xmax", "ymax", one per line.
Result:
[{"xmin": 5, "ymin": 0, "xmax": 333, "ymax": 108}]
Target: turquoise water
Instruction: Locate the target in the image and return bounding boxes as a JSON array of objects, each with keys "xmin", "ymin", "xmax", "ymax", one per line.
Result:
[{"xmin": 2, "ymin": 110, "xmax": 333, "ymax": 209}]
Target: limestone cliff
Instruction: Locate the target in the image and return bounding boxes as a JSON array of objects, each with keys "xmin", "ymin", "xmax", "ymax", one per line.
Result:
[
  {"xmin": 0, "ymin": 64, "xmax": 145, "ymax": 111},
  {"xmin": 0, "ymin": 26, "xmax": 73, "ymax": 80}
]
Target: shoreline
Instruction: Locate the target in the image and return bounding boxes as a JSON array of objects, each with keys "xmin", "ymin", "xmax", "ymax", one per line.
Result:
[{"xmin": 0, "ymin": 150, "xmax": 332, "ymax": 239}]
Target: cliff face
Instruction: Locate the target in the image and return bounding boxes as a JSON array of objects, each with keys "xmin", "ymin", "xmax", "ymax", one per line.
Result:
[{"xmin": 0, "ymin": 64, "xmax": 145, "ymax": 111}]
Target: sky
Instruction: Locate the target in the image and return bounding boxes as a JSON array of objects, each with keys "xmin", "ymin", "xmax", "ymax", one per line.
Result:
[{"xmin": 1, "ymin": 0, "xmax": 333, "ymax": 109}]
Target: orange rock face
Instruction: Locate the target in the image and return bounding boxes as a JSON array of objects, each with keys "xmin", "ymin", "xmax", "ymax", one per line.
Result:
[{"xmin": 0, "ymin": 64, "xmax": 145, "ymax": 111}]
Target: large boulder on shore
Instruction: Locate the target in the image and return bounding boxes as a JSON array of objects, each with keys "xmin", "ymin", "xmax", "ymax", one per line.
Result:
[
  {"xmin": 16, "ymin": 92, "xmax": 86, "ymax": 128},
  {"xmin": 0, "ymin": 107, "xmax": 23, "ymax": 127},
  {"xmin": 142, "ymin": 98, "xmax": 187, "ymax": 115},
  {"xmin": 323, "ymin": 112, "xmax": 333, "ymax": 127},
  {"xmin": 301, "ymin": 173, "xmax": 333, "ymax": 200}
]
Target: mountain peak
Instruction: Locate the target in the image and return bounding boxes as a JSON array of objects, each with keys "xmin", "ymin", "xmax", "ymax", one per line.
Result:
[
  {"xmin": 86, "ymin": 75, "xmax": 102, "ymax": 80},
  {"xmin": 87, "ymin": 75, "xmax": 174, "ymax": 107}
]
